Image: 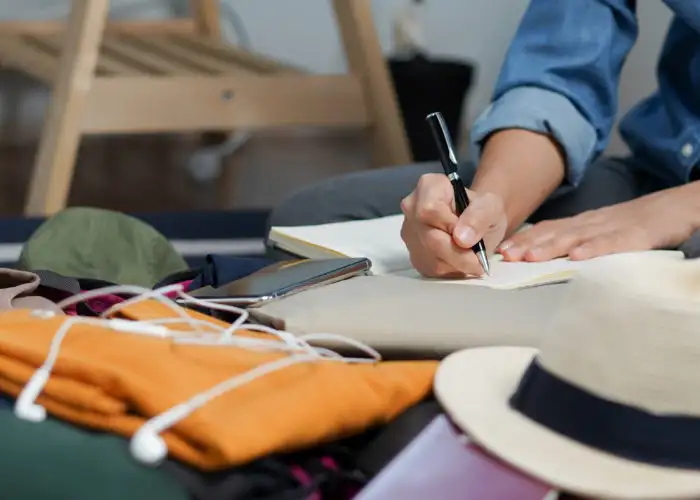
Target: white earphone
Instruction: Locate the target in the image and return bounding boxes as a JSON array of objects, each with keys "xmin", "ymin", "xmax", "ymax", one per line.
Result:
[
  {"xmin": 130, "ymin": 425, "xmax": 168, "ymax": 466},
  {"xmin": 13, "ymin": 281, "xmax": 381, "ymax": 466},
  {"xmin": 13, "ymin": 368, "xmax": 49, "ymax": 422},
  {"xmin": 130, "ymin": 403, "xmax": 191, "ymax": 466}
]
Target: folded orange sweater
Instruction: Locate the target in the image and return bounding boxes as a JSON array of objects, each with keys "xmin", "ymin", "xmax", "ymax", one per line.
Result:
[{"xmin": 0, "ymin": 306, "xmax": 436, "ymax": 470}]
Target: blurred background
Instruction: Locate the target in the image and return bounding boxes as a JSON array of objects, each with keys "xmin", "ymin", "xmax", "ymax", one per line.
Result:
[{"xmin": 0, "ymin": 0, "xmax": 674, "ymax": 215}]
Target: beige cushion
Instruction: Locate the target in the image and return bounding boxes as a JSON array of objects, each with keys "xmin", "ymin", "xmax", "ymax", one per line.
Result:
[{"xmin": 0, "ymin": 269, "xmax": 63, "ymax": 315}]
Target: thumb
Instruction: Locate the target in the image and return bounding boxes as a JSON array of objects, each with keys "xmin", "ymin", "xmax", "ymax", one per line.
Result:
[{"xmin": 452, "ymin": 193, "xmax": 502, "ymax": 248}]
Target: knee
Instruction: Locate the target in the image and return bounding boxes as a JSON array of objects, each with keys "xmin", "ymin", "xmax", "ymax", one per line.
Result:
[
  {"xmin": 267, "ymin": 163, "xmax": 437, "ymax": 232},
  {"xmin": 267, "ymin": 179, "xmax": 342, "ymax": 230}
]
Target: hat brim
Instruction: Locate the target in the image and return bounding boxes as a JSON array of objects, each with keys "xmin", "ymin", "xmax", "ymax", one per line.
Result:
[{"xmin": 434, "ymin": 347, "xmax": 700, "ymax": 500}]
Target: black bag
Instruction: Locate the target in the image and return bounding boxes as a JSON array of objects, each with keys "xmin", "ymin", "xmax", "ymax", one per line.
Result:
[{"xmin": 389, "ymin": 54, "xmax": 476, "ymax": 162}]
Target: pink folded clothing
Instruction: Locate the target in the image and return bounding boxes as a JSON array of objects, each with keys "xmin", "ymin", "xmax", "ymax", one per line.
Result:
[
  {"xmin": 63, "ymin": 280, "xmax": 192, "ymax": 316},
  {"xmin": 356, "ymin": 415, "xmax": 559, "ymax": 500},
  {"xmin": 0, "ymin": 269, "xmax": 63, "ymax": 314},
  {"xmin": 64, "ymin": 294, "xmax": 125, "ymax": 316}
]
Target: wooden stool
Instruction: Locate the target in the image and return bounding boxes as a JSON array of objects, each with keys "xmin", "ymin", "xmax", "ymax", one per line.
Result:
[{"xmin": 0, "ymin": 0, "xmax": 411, "ymax": 216}]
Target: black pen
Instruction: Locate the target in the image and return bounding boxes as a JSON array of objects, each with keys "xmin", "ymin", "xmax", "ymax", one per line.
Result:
[{"xmin": 425, "ymin": 111, "xmax": 490, "ymax": 276}]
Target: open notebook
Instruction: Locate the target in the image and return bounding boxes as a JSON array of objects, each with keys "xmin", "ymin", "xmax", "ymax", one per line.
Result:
[{"xmin": 268, "ymin": 214, "xmax": 683, "ymax": 290}]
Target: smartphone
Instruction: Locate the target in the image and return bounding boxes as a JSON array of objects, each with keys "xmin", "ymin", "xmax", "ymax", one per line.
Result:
[{"xmin": 183, "ymin": 257, "xmax": 371, "ymax": 307}]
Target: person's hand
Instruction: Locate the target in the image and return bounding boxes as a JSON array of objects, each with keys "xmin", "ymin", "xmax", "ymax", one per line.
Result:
[
  {"xmin": 497, "ymin": 188, "xmax": 697, "ymax": 262},
  {"xmin": 400, "ymin": 173, "xmax": 508, "ymax": 278}
]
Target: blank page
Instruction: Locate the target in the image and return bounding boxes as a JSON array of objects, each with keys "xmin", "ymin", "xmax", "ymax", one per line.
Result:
[
  {"xmin": 394, "ymin": 251, "xmax": 685, "ymax": 289},
  {"xmin": 271, "ymin": 215, "xmax": 684, "ymax": 289},
  {"xmin": 270, "ymin": 215, "xmax": 412, "ymax": 274},
  {"xmin": 393, "ymin": 255, "xmax": 581, "ymax": 289}
]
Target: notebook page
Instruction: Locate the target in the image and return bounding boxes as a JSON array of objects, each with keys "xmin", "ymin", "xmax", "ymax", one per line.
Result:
[
  {"xmin": 393, "ymin": 250, "xmax": 685, "ymax": 289},
  {"xmin": 390, "ymin": 254, "xmax": 578, "ymax": 289},
  {"xmin": 272, "ymin": 216, "xmax": 685, "ymax": 289},
  {"xmin": 270, "ymin": 215, "xmax": 413, "ymax": 275}
]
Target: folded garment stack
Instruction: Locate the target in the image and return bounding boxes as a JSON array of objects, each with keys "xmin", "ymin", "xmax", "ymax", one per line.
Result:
[{"xmin": 0, "ymin": 207, "xmax": 441, "ymax": 500}]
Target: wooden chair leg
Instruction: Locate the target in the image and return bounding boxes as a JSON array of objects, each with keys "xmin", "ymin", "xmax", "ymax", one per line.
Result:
[
  {"xmin": 190, "ymin": 0, "xmax": 221, "ymax": 39},
  {"xmin": 24, "ymin": 0, "xmax": 109, "ymax": 216},
  {"xmin": 190, "ymin": 0, "xmax": 225, "ymax": 147},
  {"xmin": 190, "ymin": 0, "xmax": 237, "ymax": 207},
  {"xmin": 331, "ymin": 0, "xmax": 412, "ymax": 168},
  {"xmin": 189, "ymin": 0, "xmax": 228, "ymax": 148}
]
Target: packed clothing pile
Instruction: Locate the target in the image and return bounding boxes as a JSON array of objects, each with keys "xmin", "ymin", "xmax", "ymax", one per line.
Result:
[{"xmin": 0, "ymin": 207, "xmax": 440, "ymax": 500}]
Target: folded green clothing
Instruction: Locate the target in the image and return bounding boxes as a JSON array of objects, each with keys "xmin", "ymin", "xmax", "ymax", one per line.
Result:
[
  {"xmin": 0, "ymin": 405, "xmax": 188, "ymax": 500},
  {"xmin": 18, "ymin": 206, "xmax": 188, "ymax": 288}
]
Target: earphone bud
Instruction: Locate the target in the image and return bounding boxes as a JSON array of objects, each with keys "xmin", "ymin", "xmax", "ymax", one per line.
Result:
[
  {"xmin": 14, "ymin": 368, "xmax": 50, "ymax": 423},
  {"xmin": 129, "ymin": 403, "xmax": 191, "ymax": 465},
  {"xmin": 130, "ymin": 426, "xmax": 168, "ymax": 466},
  {"xmin": 14, "ymin": 400, "xmax": 46, "ymax": 423}
]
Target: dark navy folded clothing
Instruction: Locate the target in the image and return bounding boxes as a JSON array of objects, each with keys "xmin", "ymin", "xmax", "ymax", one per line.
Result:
[
  {"xmin": 187, "ymin": 255, "xmax": 273, "ymax": 291},
  {"xmin": 153, "ymin": 255, "xmax": 274, "ymax": 293}
]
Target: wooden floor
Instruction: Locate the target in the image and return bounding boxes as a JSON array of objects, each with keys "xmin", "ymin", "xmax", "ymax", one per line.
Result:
[{"xmin": 0, "ymin": 129, "xmax": 373, "ymax": 216}]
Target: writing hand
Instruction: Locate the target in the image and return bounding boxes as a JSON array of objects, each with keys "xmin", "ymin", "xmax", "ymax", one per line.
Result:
[{"xmin": 400, "ymin": 173, "xmax": 507, "ymax": 278}]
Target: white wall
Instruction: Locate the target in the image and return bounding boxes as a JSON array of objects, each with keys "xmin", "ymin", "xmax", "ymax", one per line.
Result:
[{"xmin": 0, "ymin": 0, "xmax": 673, "ymax": 154}]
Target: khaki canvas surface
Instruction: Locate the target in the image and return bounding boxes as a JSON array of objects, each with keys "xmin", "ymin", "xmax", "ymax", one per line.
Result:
[{"xmin": 252, "ymin": 275, "xmax": 566, "ymax": 356}]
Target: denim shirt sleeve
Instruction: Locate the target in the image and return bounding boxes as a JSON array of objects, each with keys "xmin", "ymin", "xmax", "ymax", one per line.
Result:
[
  {"xmin": 469, "ymin": 0, "xmax": 639, "ymax": 187},
  {"xmin": 663, "ymin": 0, "xmax": 700, "ymax": 32}
]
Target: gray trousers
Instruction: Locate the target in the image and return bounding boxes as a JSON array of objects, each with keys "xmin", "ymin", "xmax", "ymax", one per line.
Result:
[{"xmin": 267, "ymin": 156, "xmax": 665, "ymax": 230}]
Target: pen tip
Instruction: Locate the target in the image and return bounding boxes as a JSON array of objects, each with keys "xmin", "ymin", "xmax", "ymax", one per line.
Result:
[{"xmin": 477, "ymin": 252, "xmax": 490, "ymax": 277}]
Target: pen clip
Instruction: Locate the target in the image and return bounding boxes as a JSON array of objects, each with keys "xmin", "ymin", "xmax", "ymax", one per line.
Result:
[{"xmin": 426, "ymin": 111, "xmax": 459, "ymax": 175}]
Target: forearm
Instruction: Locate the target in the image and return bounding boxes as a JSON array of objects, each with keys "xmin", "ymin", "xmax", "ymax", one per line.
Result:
[
  {"xmin": 471, "ymin": 129, "xmax": 566, "ymax": 235},
  {"xmin": 466, "ymin": 85, "xmax": 602, "ymax": 238},
  {"xmin": 464, "ymin": 0, "xmax": 639, "ymax": 235}
]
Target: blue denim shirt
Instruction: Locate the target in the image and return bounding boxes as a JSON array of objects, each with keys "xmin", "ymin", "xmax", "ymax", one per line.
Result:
[{"xmin": 469, "ymin": 0, "xmax": 700, "ymax": 188}]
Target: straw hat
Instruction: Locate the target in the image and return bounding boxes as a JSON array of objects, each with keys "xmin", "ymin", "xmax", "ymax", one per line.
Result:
[{"xmin": 434, "ymin": 250, "xmax": 700, "ymax": 500}]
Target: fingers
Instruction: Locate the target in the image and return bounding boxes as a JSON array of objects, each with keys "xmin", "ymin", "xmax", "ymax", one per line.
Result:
[
  {"xmin": 400, "ymin": 210, "xmax": 484, "ymax": 279},
  {"xmin": 505, "ymin": 224, "xmax": 592, "ymax": 262},
  {"xmin": 569, "ymin": 236, "xmax": 614, "ymax": 261},
  {"xmin": 413, "ymin": 174, "xmax": 459, "ymax": 231},
  {"xmin": 497, "ymin": 214, "xmax": 651, "ymax": 262},
  {"xmin": 414, "ymin": 173, "xmax": 458, "ymax": 205},
  {"xmin": 453, "ymin": 192, "xmax": 505, "ymax": 249},
  {"xmin": 570, "ymin": 227, "xmax": 650, "ymax": 260},
  {"xmin": 524, "ymin": 231, "xmax": 586, "ymax": 261},
  {"xmin": 499, "ymin": 223, "xmax": 554, "ymax": 261},
  {"xmin": 420, "ymin": 227, "xmax": 483, "ymax": 275},
  {"xmin": 406, "ymin": 239, "xmax": 462, "ymax": 278},
  {"xmin": 409, "ymin": 241, "xmax": 472, "ymax": 278},
  {"xmin": 415, "ymin": 199, "xmax": 458, "ymax": 232},
  {"xmin": 401, "ymin": 174, "xmax": 503, "ymax": 278}
]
